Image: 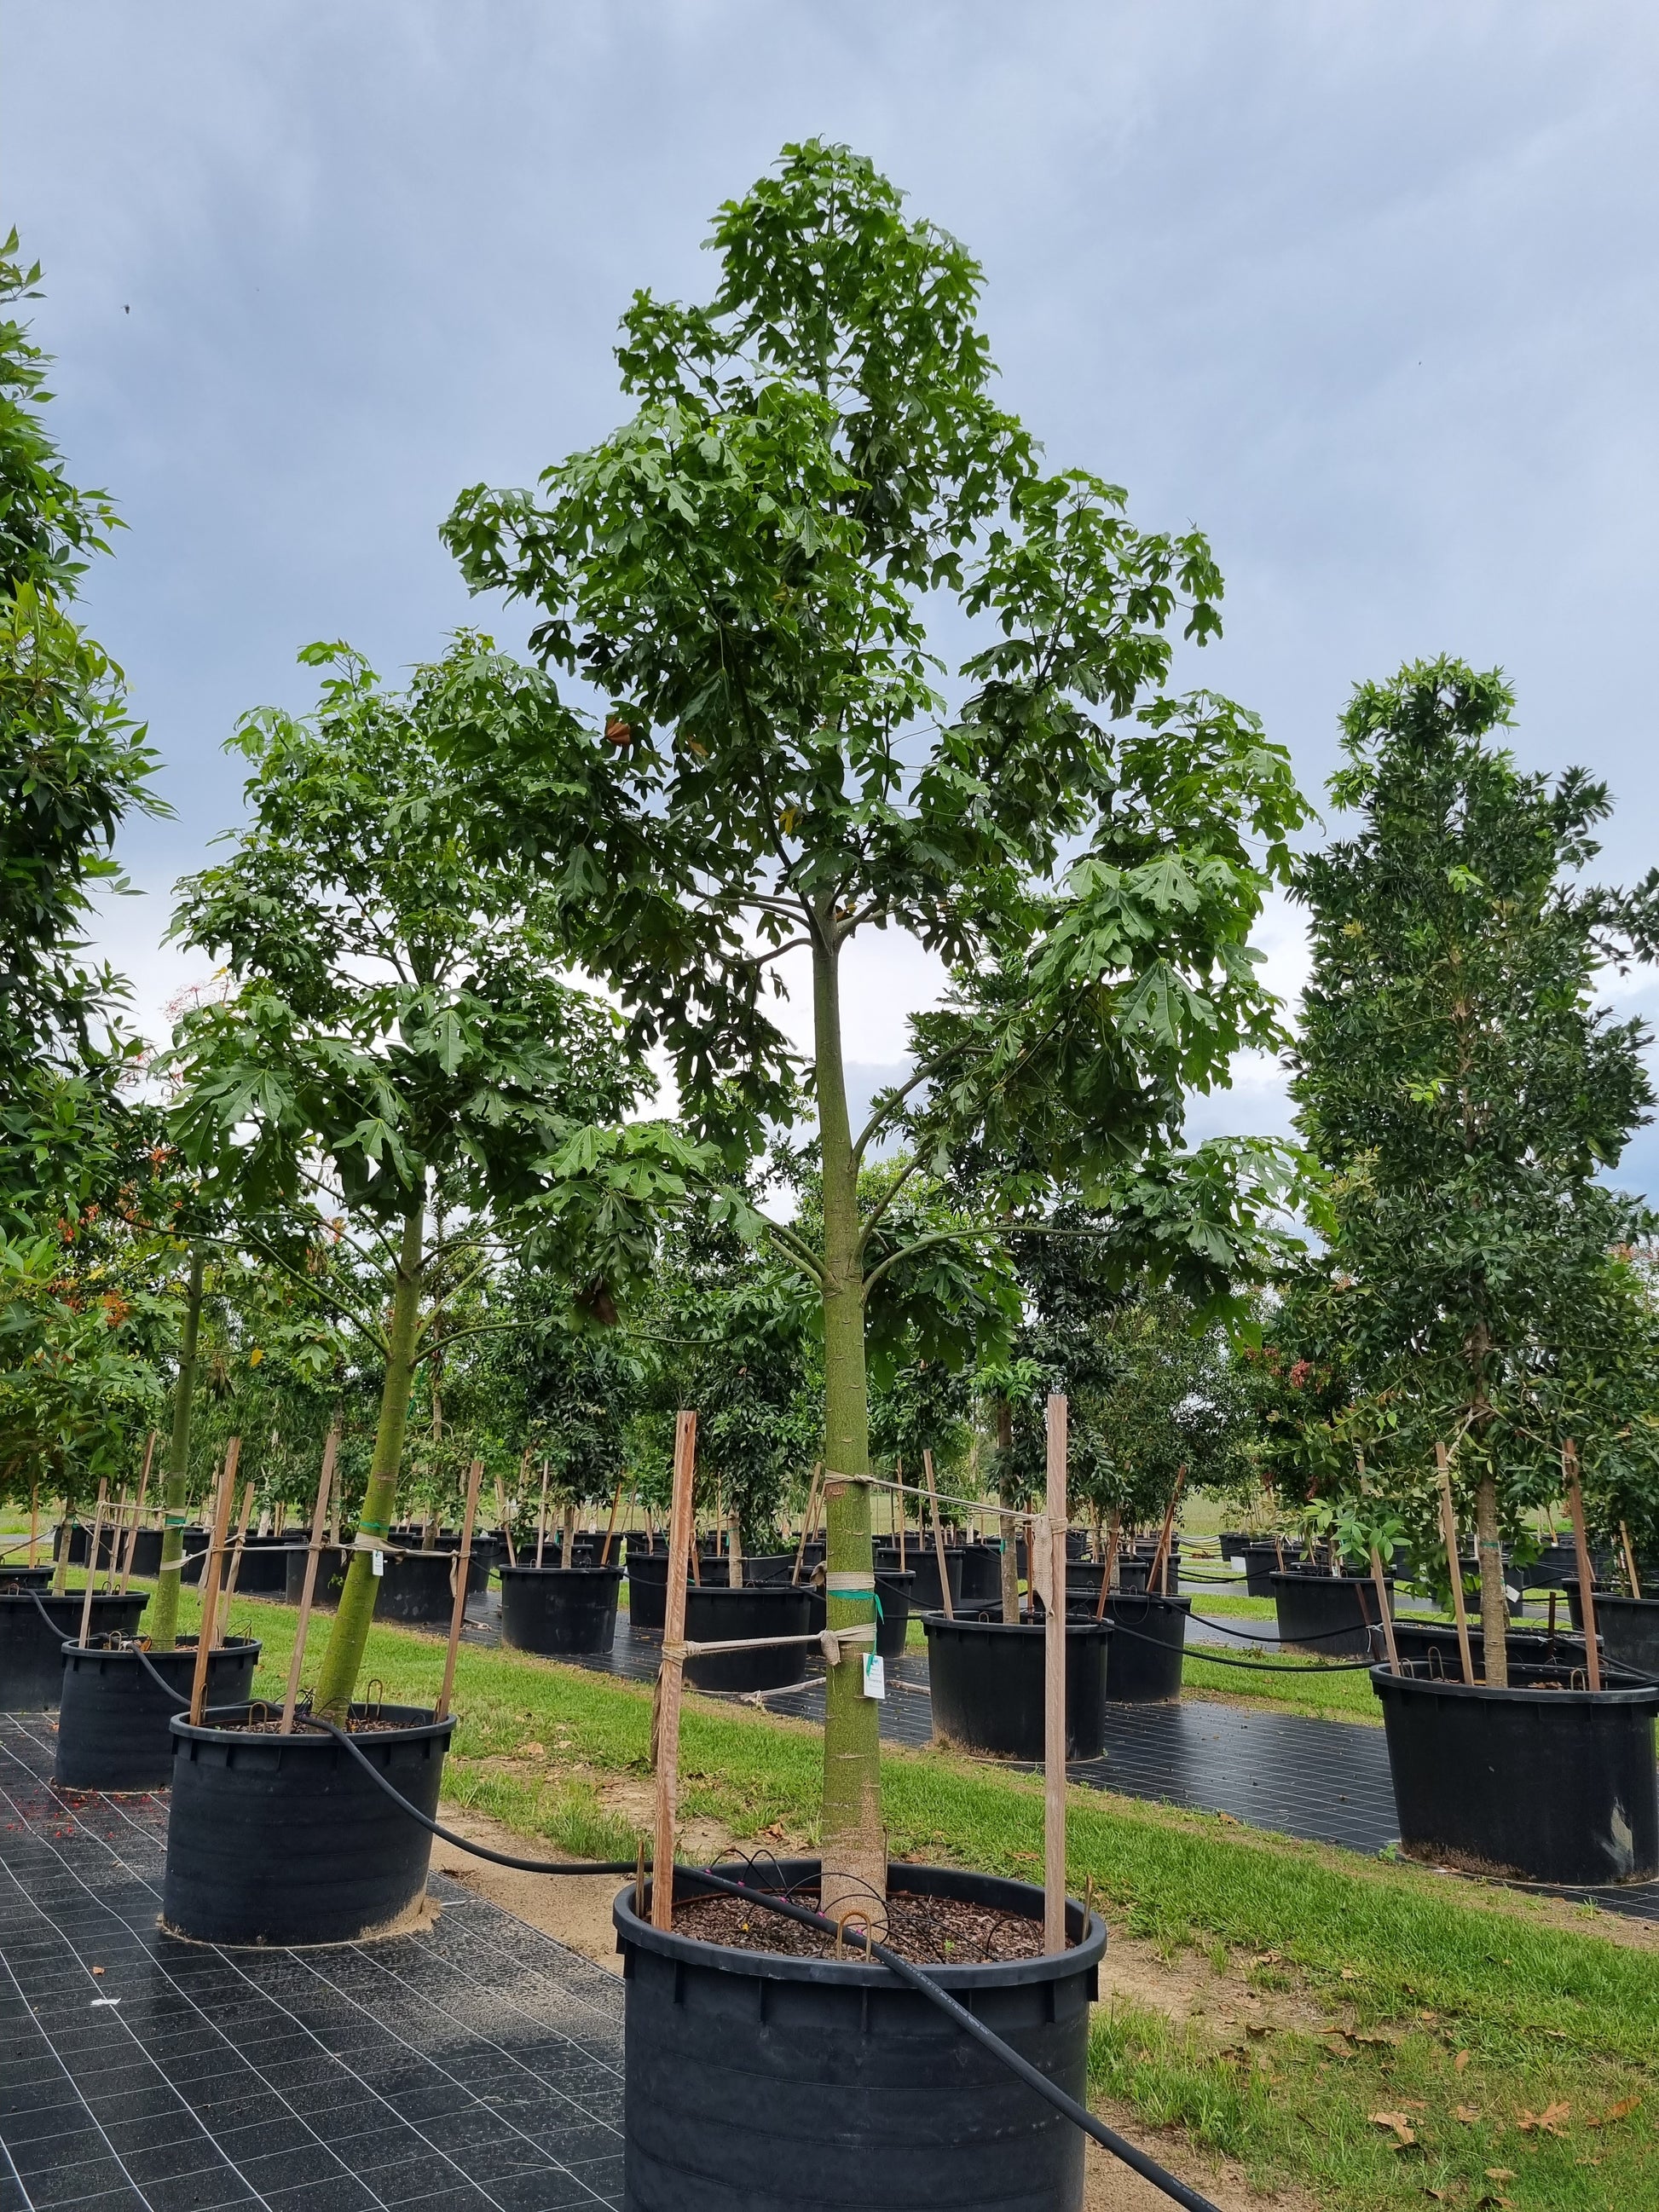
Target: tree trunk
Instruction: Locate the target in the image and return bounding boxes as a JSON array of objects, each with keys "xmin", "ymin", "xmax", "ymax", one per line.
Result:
[
  {"xmin": 312, "ymin": 1204, "xmax": 425, "ymax": 1718},
  {"xmin": 1474, "ymin": 1471, "xmax": 1509, "ymax": 1688},
  {"xmin": 150, "ymin": 1244, "xmax": 205, "ymax": 1650},
  {"xmin": 813, "ymin": 933, "xmax": 884, "ymax": 1920},
  {"xmin": 997, "ymin": 1399, "xmax": 1020, "ymax": 1622}
]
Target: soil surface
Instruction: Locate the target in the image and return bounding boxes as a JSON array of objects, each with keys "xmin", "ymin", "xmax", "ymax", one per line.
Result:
[{"xmin": 673, "ymin": 1886, "xmax": 1049, "ymax": 1963}]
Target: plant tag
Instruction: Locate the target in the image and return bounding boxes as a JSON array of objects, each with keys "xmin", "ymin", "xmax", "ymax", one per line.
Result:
[
  {"xmin": 371, "ymin": 1549, "xmax": 384, "ymax": 1578},
  {"xmin": 862, "ymin": 1653, "xmax": 885, "ymax": 1701}
]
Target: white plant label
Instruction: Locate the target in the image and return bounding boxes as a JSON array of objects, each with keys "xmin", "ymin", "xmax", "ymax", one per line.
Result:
[
  {"xmin": 372, "ymin": 1549, "xmax": 384, "ymax": 1577},
  {"xmin": 862, "ymin": 1653, "xmax": 885, "ymax": 1701}
]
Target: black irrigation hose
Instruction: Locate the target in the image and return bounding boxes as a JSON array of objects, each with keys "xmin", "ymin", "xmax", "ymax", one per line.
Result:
[
  {"xmin": 1103, "ymin": 1613, "xmax": 1382, "ymax": 1674},
  {"xmin": 299, "ymin": 1709, "xmax": 1220, "ymax": 2210}
]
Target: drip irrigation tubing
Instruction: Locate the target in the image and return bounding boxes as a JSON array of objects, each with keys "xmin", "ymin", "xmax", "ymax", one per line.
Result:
[{"xmin": 99, "ymin": 1671, "xmax": 1217, "ymax": 2211}]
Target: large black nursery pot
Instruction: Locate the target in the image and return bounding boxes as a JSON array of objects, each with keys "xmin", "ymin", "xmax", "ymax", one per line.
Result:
[
  {"xmin": 615, "ymin": 1859, "xmax": 1106, "ymax": 2212},
  {"xmin": 1217, "ymin": 1531, "xmax": 1252, "ymax": 1564},
  {"xmin": 54, "ymin": 1520, "xmax": 122, "ymax": 1570},
  {"xmin": 281, "ymin": 1542, "xmax": 467, "ymax": 1626},
  {"xmin": 957, "ymin": 1541, "xmax": 1004, "ymax": 1606},
  {"xmin": 1381, "ymin": 1618, "xmax": 1591, "ymax": 1674},
  {"xmin": 1271, "ymin": 1568, "xmax": 1390, "ymax": 1657},
  {"xmin": 55, "ymin": 1637, "xmax": 261, "ymax": 1791},
  {"xmin": 1, "ymin": 1565, "xmax": 54, "ymax": 1592},
  {"xmin": 1373, "ymin": 1664, "xmax": 1659, "ymax": 1885},
  {"xmin": 1099, "ymin": 1591, "xmax": 1190, "ymax": 1701},
  {"xmin": 803, "ymin": 1572, "xmax": 914, "ymax": 1660},
  {"xmin": 682, "ymin": 1584, "xmax": 816, "ymax": 1693},
  {"xmin": 1590, "ymin": 1595, "xmax": 1659, "ymax": 1682},
  {"xmin": 924, "ymin": 1613, "xmax": 1113, "ymax": 1760},
  {"xmin": 882, "ymin": 1543, "xmax": 963, "ymax": 1614},
  {"xmin": 500, "ymin": 1562, "xmax": 624, "ymax": 1656},
  {"xmin": 1113, "ymin": 1553, "xmax": 1181, "ymax": 1597},
  {"xmin": 163, "ymin": 1701, "xmax": 454, "ymax": 1943},
  {"xmin": 0, "ymin": 1590, "xmax": 148, "ymax": 1710},
  {"xmin": 626, "ymin": 1549, "xmax": 671, "ymax": 1632},
  {"xmin": 1243, "ymin": 1540, "xmax": 1298, "ymax": 1597}
]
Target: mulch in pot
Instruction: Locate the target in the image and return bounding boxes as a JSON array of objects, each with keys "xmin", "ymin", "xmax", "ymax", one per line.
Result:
[{"xmin": 673, "ymin": 1886, "xmax": 1047, "ymax": 1964}]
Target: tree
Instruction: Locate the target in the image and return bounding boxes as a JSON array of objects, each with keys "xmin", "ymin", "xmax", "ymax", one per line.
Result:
[
  {"xmin": 165, "ymin": 638, "xmax": 655, "ymax": 1712},
  {"xmin": 0, "ymin": 234, "xmax": 161, "ymax": 1227},
  {"xmin": 1290, "ymin": 657, "xmax": 1659, "ymax": 1679},
  {"xmin": 442, "ymin": 141, "xmax": 1307, "ymax": 1906}
]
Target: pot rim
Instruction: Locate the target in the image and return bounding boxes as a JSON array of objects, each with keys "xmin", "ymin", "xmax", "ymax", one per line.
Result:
[
  {"xmin": 613, "ymin": 1857, "xmax": 1107, "ymax": 1990},
  {"xmin": 167, "ymin": 1699, "xmax": 456, "ymax": 1745},
  {"xmin": 60, "ymin": 1633, "xmax": 262, "ymax": 1662},
  {"xmin": 921, "ymin": 1610, "xmax": 1113, "ymax": 1640},
  {"xmin": 498, "ymin": 1562, "xmax": 625, "ymax": 1582},
  {"xmin": 1370, "ymin": 1664, "xmax": 1659, "ymax": 1710},
  {"xmin": 1095, "ymin": 1590, "xmax": 1193, "ymax": 1616},
  {"xmin": 683, "ymin": 1581, "xmax": 816, "ymax": 1604},
  {"xmin": 0, "ymin": 1590, "xmax": 147, "ymax": 1611}
]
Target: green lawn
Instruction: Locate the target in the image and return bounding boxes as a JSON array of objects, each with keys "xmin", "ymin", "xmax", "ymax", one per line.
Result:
[{"xmin": 126, "ymin": 1583, "xmax": 1657, "ymax": 2212}]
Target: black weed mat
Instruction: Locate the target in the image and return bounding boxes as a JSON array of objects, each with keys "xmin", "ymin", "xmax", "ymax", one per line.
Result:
[{"xmin": 0, "ymin": 1714, "xmax": 625, "ymax": 2212}]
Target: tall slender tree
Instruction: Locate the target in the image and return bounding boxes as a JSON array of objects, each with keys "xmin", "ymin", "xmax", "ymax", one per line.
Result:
[
  {"xmin": 442, "ymin": 143, "xmax": 1307, "ymax": 1909},
  {"xmin": 1290, "ymin": 657, "xmax": 1659, "ymax": 1679}
]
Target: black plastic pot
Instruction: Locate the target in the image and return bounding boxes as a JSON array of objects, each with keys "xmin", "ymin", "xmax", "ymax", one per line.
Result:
[
  {"xmin": 1217, "ymin": 1531, "xmax": 1252, "ymax": 1564},
  {"xmin": 1591, "ymin": 1595, "xmax": 1659, "ymax": 1683},
  {"xmin": 1243, "ymin": 1540, "xmax": 1298, "ymax": 1597},
  {"xmin": 500, "ymin": 1563, "xmax": 624, "ymax": 1656},
  {"xmin": 281, "ymin": 1542, "xmax": 467, "ymax": 1626},
  {"xmin": 1099, "ymin": 1591, "xmax": 1190, "ymax": 1701},
  {"xmin": 616, "ymin": 1858, "xmax": 1104, "ymax": 2212},
  {"xmin": 1271, "ymin": 1568, "xmax": 1389, "ymax": 1657},
  {"xmin": 54, "ymin": 1520, "xmax": 122, "ymax": 1570},
  {"xmin": 682, "ymin": 1584, "xmax": 816, "ymax": 1693},
  {"xmin": 626, "ymin": 1549, "xmax": 676, "ymax": 1632},
  {"xmin": 55, "ymin": 1637, "xmax": 261, "ymax": 1790},
  {"xmin": 1373, "ymin": 1664, "xmax": 1659, "ymax": 1884},
  {"xmin": 1381, "ymin": 1618, "xmax": 1590, "ymax": 1674},
  {"xmin": 803, "ymin": 1572, "xmax": 914, "ymax": 1660},
  {"xmin": 924, "ymin": 1613, "xmax": 1113, "ymax": 1760},
  {"xmin": 0, "ymin": 1591, "xmax": 148, "ymax": 1709},
  {"xmin": 957, "ymin": 1542, "xmax": 1004, "ymax": 1606},
  {"xmin": 162, "ymin": 1701, "xmax": 454, "ymax": 1943},
  {"xmin": 890, "ymin": 1545, "xmax": 964, "ymax": 1614},
  {"xmin": 224, "ymin": 1534, "xmax": 298, "ymax": 1596},
  {"xmin": 0, "ymin": 1565, "xmax": 53, "ymax": 1592}
]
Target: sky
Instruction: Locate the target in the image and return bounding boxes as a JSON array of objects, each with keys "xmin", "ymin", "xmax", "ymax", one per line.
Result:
[{"xmin": 8, "ymin": 1, "xmax": 1659, "ymax": 1182}]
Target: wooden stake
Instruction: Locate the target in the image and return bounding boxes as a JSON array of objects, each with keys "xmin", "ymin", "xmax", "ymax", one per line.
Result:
[
  {"xmin": 726, "ymin": 1509, "xmax": 743, "ymax": 1587},
  {"xmin": 28, "ymin": 1485, "xmax": 38, "ymax": 1568},
  {"xmin": 188, "ymin": 1441, "xmax": 240, "ymax": 1724},
  {"xmin": 1370, "ymin": 1545, "xmax": 1400, "ymax": 1673},
  {"xmin": 535, "ymin": 1458, "xmax": 551, "ymax": 1568},
  {"xmin": 923, "ymin": 1448, "xmax": 954, "ymax": 1620},
  {"xmin": 1435, "ymin": 1443, "xmax": 1475, "ymax": 1685},
  {"xmin": 599, "ymin": 1474, "xmax": 625, "ymax": 1567},
  {"xmin": 101, "ymin": 1487, "xmax": 128, "ymax": 1591},
  {"xmin": 561, "ymin": 1499, "xmax": 577, "ymax": 1569},
  {"xmin": 217, "ymin": 1481, "xmax": 256, "ymax": 1643},
  {"xmin": 120, "ymin": 1434, "xmax": 155, "ymax": 1591},
  {"xmin": 75, "ymin": 1480, "xmax": 108, "ymax": 1649},
  {"xmin": 1044, "ymin": 1394, "xmax": 1068, "ymax": 1954},
  {"xmin": 1564, "ymin": 1441, "xmax": 1601, "ymax": 1692},
  {"xmin": 436, "ymin": 1458, "xmax": 484, "ymax": 1723},
  {"xmin": 1620, "ymin": 1520, "xmax": 1642, "ymax": 1601},
  {"xmin": 790, "ymin": 1464, "xmax": 821, "ymax": 1584},
  {"xmin": 652, "ymin": 1410, "xmax": 697, "ymax": 1932},
  {"xmin": 282, "ymin": 1426, "xmax": 339, "ymax": 1731}
]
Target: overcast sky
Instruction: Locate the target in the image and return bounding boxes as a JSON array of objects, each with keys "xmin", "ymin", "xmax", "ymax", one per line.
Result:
[{"xmin": 9, "ymin": 2, "xmax": 1658, "ymax": 1181}]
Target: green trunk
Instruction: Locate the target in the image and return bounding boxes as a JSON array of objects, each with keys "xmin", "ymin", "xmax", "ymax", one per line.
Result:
[
  {"xmin": 311, "ymin": 1206, "xmax": 425, "ymax": 1719},
  {"xmin": 812, "ymin": 936, "xmax": 885, "ymax": 1913},
  {"xmin": 149, "ymin": 1244, "xmax": 205, "ymax": 1651},
  {"xmin": 1474, "ymin": 1471, "xmax": 1509, "ymax": 1688}
]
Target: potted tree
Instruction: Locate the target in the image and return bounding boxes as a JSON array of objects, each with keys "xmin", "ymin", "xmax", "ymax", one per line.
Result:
[
  {"xmin": 154, "ymin": 634, "xmax": 653, "ymax": 1944},
  {"xmin": 443, "ymin": 140, "xmax": 1305, "ymax": 2200},
  {"xmin": 1292, "ymin": 657, "xmax": 1659, "ymax": 1885}
]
